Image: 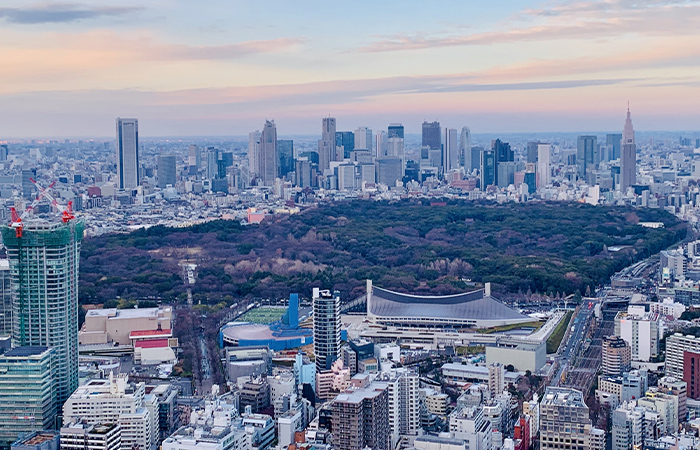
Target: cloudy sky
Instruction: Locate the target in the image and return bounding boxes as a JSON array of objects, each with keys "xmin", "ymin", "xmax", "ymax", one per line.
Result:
[{"xmin": 1, "ymin": 0, "xmax": 699, "ymax": 138}]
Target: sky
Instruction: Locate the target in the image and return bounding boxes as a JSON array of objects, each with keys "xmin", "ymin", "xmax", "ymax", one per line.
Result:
[{"xmin": 1, "ymin": 0, "xmax": 700, "ymax": 138}]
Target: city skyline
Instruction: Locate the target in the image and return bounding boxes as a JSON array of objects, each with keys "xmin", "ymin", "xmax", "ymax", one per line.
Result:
[{"xmin": 0, "ymin": 0, "xmax": 699, "ymax": 137}]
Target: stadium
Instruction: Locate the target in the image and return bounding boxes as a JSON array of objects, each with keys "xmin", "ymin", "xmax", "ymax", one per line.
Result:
[
  {"xmin": 219, "ymin": 294, "xmax": 313, "ymax": 351},
  {"xmin": 366, "ymin": 280, "xmax": 531, "ymax": 329}
]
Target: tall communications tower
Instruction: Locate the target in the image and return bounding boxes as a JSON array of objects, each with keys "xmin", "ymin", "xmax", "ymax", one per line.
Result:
[{"xmin": 1, "ymin": 187, "xmax": 84, "ymax": 407}]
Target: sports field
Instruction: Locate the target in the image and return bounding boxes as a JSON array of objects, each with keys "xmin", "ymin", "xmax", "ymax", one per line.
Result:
[{"xmin": 236, "ymin": 307, "xmax": 286, "ymax": 324}]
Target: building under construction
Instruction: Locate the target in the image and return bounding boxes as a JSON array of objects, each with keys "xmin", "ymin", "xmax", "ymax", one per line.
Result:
[{"xmin": 1, "ymin": 218, "xmax": 84, "ymax": 408}]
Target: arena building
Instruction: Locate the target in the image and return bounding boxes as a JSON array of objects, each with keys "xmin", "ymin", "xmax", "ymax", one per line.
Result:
[
  {"xmin": 366, "ymin": 280, "xmax": 532, "ymax": 330},
  {"xmin": 219, "ymin": 294, "xmax": 312, "ymax": 351}
]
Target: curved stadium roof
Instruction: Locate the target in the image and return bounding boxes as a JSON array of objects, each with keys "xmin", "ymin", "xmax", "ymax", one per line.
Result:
[{"xmin": 369, "ymin": 286, "xmax": 529, "ymax": 322}]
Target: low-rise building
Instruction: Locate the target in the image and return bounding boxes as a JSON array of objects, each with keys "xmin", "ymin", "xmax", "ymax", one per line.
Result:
[
  {"xmin": 60, "ymin": 423, "xmax": 121, "ymax": 450},
  {"xmin": 80, "ymin": 306, "xmax": 172, "ymax": 346}
]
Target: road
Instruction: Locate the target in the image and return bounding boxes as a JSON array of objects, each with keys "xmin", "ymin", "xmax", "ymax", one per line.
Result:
[
  {"xmin": 552, "ymin": 301, "xmax": 595, "ymax": 387},
  {"xmin": 196, "ymin": 331, "xmax": 213, "ymax": 396}
]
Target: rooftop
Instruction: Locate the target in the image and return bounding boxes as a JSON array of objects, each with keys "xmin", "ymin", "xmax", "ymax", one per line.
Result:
[
  {"xmin": 542, "ymin": 387, "xmax": 586, "ymax": 407},
  {"xmin": 4, "ymin": 346, "xmax": 49, "ymax": 357},
  {"xmin": 369, "ymin": 285, "xmax": 529, "ymax": 322},
  {"xmin": 334, "ymin": 382, "xmax": 388, "ymax": 404},
  {"xmin": 86, "ymin": 306, "xmax": 171, "ymax": 319}
]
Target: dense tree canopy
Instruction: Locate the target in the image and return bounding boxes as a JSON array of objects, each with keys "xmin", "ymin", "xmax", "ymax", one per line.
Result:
[{"xmin": 79, "ymin": 200, "xmax": 687, "ymax": 304}]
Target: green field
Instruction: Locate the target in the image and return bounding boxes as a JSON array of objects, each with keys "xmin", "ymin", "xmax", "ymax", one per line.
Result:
[
  {"xmin": 546, "ymin": 310, "xmax": 574, "ymax": 354},
  {"xmin": 236, "ymin": 307, "xmax": 286, "ymax": 324}
]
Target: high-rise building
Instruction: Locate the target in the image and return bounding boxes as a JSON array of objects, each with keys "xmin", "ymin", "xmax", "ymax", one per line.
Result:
[
  {"xmin": 387, "ymin": 137, "xmax": 405, "ymax": 169},
  {"xmin": 259, "ymin": 120, "xmax": 278, "ymax": 186},
  {"xmin": 205, "ymin": 147, "xmax": 218, "ymax": 180},
  {"xmin": 313, "ymin": 288, "xmax": 340, "ymax": 373},
  {"xmin": 422, "ymin": 121, "xmax": 441, "ymax": 152},
  {"xmin": 376, "ymin": 131, "xmax": 388, "ymax": 158},
  {"xmin": 470, "ymin": 146, "xmax": 482, "ymax": 172},
  {"xmin": 354, "ymin": 127, "xmax": 373, "ymax": 152},
  {"xmin": 606, "ymin": 133, "xmax": 622, "ymax": 161},
  {"xmin": 336, "ymin": 131, "xmax": 355, "ymax": 159},
  {"xmin": 0, "ymin": 259, "xmax": 10, "ymax": 338},
  {"xmin": 376, "ymin": 158, "xmax": 403, "ymax": 187},
  {"xmin": 248, "ymin": 130, "xmax": 261, "ymax": 180},
  {"xmin": 332, "ymin": 381, "xmax": 390, "ymax": 450},
  {"xmin": 444, "ymin": 128, "xmax": 458, "ymax": 171},
  {"xmin": 21, "ymin": 168, "xmax": 37, "ymax": 200},
  {"xmin": 116, "ymin": 118, "xmax": 140, "ymax": 190},
  {"xmin": 277, "ymin": 140, "xmax": 294, "ymax": 179},
  {"xmin": 492, "ymin": 139, "xmax": 513, "ymax": 186},
  {"xmin": 537, "ymin": 144, "xmax": 552, "ymax": 188},
  {"xmin": 540, "ymin": 387, "xmax": 603, "ymax": 450},
  {"xmin": 612, "ymin": 402, "xmax": 644, "ymax": 450},
  {"xmin": 157, "ymin": 154, "xmax": 177, "ymax": 189},
  {"xmin": 614, "ymin": 307, "xmax": 660, "ymax": 362},
  {"xmin": 493, "ymin": 139, "xmax": 513, "ymax": 163},
  {"xmin": 459, "ymin": 127, "xmax": 472, "ymax": 170},
  {"xmin": 384, "ymin": 369, "xmax": 419, "ymax": 446},
  {"xmin": 480, "ymin": 149, "xmax": 496, "ymax": 190},
  {"xmin": 620, "ymin": 107, "xmax": 636, "ymax": 192},
  {"xmin": 63, "ymin": 374, "xmax": 158, "ymax": 450},
  {"xmin": 488, "ymin": 362, "xmax": 505, "ymax": 395},
  {"xmin": 602, "ymin": 336, "xmax": 632, "ymax": 376},
  {"xmin": 526, "ymin": 142, "xmax": 540, "ymax": 164},
  {"xmin": 666, "ymin": 334, "xmax": 700, "ymax": 380},
  {"xmin": 684, "ymin": 350, "xmax": 700, "ymax": 400},
  {"xmin": 388, "ymin": 123, "xmax": 404, "ymax": 139},
  {"xmin": 188, "ymin": 144, "xmax": 201, "ymax": 170},
  {"xmin": 577, "ymin": 135, "xmax": 598, "ymax": 181},
  {"xmin": 2, "ymin": 219, "xmax": 84, "ymax": 407},
  {"xmin": 0, "ymin": 144, "xmax": 8, "ymax": 161},
  {"xmin": 319, "ymin": 118, "xmax": 337, "ymax": 171},
  {"xmin": 0, "ymin": 346, "xmax": 56, "ymax": 448}
]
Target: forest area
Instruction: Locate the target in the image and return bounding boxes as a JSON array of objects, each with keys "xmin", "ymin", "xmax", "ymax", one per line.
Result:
[{"xmin": 79, "ymin": 199, "xmax": 688, "ymax": 306}]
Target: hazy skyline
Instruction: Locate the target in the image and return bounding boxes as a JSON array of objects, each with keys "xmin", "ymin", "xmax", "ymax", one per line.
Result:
[{"xmin": 1, "ymin": 0, "xmax": 699, "ymax": 138}]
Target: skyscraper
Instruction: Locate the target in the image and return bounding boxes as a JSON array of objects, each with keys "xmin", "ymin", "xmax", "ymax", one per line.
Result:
[
  {"xmin": 480, "ymin": 149, "xmax": 496, "ymax": 190},
  {"xmin": 537, "ymin": 144, "xmax": 552, "ymax": 188},
  {"xmin": 116, "ymin": 118, "xmax": 140, "ymax": 190},
  {"xmin": 157, "ymin": 154, "xmax": 177, "ymax": 188},
  {"xmin": 620, "ymin": 107, "xmax": 636, "ymax": 192},
  {"xmin": 188, "ymin": 144, "xmax": 201, "ymax": 170},
  {"xmin": 354, "ymin": 127, "xmax": 373, "ymax": 152},
  {"xmin": 526, "ymin": 142, "xmax": 540, "ymax": 164},
  {"xmin": 335, "ymin": 131, "xmax": 354, "ymax": 159},
  {"xmin": 22, "ymin": 168, "xmax": 36, "ymax": 200},
  {"xmin": 277, "ymin": 139, "xmax": 294, "ymax": 179},
  {"xmin": 459, "ymin": 127, "xmax": 472, "ymax": 170},
  {"xmin": 492, "ymin": 139, "xmax": 513, "ymax": 186},
  {"xmin": 319, "ymin": 117, "xmax": 337, "ymax": 171},
  {"xmin": 388, "ymin": 123, "xmax": 404, "ymax": 139},
  {"xmin": 376, "ymin": 131, "xmax": 388, "ymax": 158},
  {"xmin": 259, "ymin": 120, "xmax": 278, "ymax": 186},
  {"xmin": 248, "ymin": 130, "xmax": 261, "ymax": 180},
  {"xmin": 606, "ymin": 133, "xmax": 622, "ymax": 161},
  {"xmin": 422, "ymin": 121, "xmax": 441, "ymax": 153},
  {"xmin": 444, "ymin": 128, "xmax": 458, "ymax": 171},
  {"xmin": 205, "ymin": 147, "xmax": 218, "ymax": 180},
  {"xmin": 313, "ymin": 288, "xmax": 340, "ymax": 373},
  {"xmin": 577, "ymin": 135, "xmax": 598, "ymax": 181},
  {"xmin": 1, "ymin": 218, "xmax": 85, "ymax": 407}
]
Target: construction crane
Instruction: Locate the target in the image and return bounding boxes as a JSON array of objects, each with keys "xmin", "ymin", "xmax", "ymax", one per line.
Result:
[
  {"xmin": 8, "ymin": 181, "xmax": 55, "ymax": 238},
  {"xmin": 30, "ymin": 178, "xmax": 74, "ymax": 223}
]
